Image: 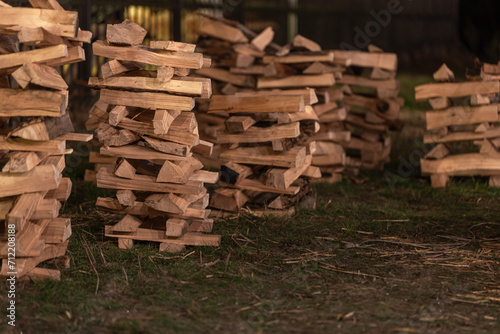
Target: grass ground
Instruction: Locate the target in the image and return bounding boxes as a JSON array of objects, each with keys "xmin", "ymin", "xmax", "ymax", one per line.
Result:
[{"xmin": 1, "ymin": 75, "xmax": 500, "ymax": 333}]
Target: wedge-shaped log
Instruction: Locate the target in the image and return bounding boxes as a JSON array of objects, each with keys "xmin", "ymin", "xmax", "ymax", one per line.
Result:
[
  {"xmin": 165, "ymin": 218, "xmax": 189, "ymax": 238},
  {"xmin": 145, "ymin": 194, "xmax": 189, "ymax": 214},
  {"xmin": 210, "ymin": 188, "xmax": 248, "ymax": 212},
  {"xmin": 209, "ymin": 95, "xmax": 304, "ymax": 114},
  {"xmin": 12, "ymin": 63, "xmax": 67, "ymax": 90},
  {"xmin": 93, "ymin": 41, "xmax": 203, "ymax": 69},
  {"xmin": 112, "ymin": 214, "xmax": 143, "ymax": 232},
  {"xmin": 6, "ymin": 193, "xmax": 44, "ymax": 230},
  {"xmin": 106, "ymin": 19, "xmax": 147, "ymax": 46}
]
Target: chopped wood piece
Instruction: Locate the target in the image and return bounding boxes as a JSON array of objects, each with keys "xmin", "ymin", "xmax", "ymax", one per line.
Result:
[
  {"xmin": 114, "ymin": 159, "xmax": 136, "ymax": 179},
  {"xmin": 157, "ymin": 66, "xmax": 174, "ymax": 82},
  {"xmin": 415, "ymin": 81, "xmax": 500, "ymax": 101},
  {"xmin": 0, "ymin": 164, "xmax": 61, "ymax": 197},
  {"xmin": 430, "ymin": 174, "xmax": 450, "ymax": 188},
  {"xmin": 428, "ymin": 97, "xmax": 452, "ymax": 110},
  {"xmin": 31, "ymin": 198, "xmax": 61, "ymax": 220},
  {"xmin": 471, "ymin": 94, "xmax": 491, "ymax": 106},
  {"xmin": 210, "ymin": 188, "xmax": 248, "ymax": 212},
  {"xmin": 143, "ymin": 136, "xmax": 189, "ymax": 157},
  {"xmin": 116, "ymin": 190, "xmax": 136, "ymax": 207},
  {"xmin": 196, "ymin": 67, "xmax": 255, "ymax": 88},
  {"xmin": 41, "ymin": 218, "xmax": 71, "ymax": 244},
  {"xmin": 105, "ymin": 226, "xmax": 221, "ymax": 246},
  {"xmin": 425, "ymin": 144, "xmax": 450, "ymax": 160},
  {"xmin": 0, "ymin": 88, "xmax": 67, "ymax": 117},
  {"xmin": 101, "ymin": 60, "xmax": 143, "ymax": 79},
  {"xmin": 165, "ymin": 218, "xmax": 189, "ymax": 237},
  {"xmin": 153, "ymin": 109, "xmax": 181, "ymax": 135},
  {"xmin": 45, "ymin": 177, "xmax": 72, "ymax": 201},
  {"xmin": 433, "ymin": 64, "xmax": 455, "ymax": 82},
  {"xmin": 93, "ymin": 41, "xmax": 203, "ymax": 69},
  {"xmin": 6, "ymin": 193, "xmax": 44, "ymax": 230},
  {"xmin": 2, "ymin": 151, "xmax": 45, "ymax": 173},
  {"xmin": 220, "ymin": 146, "xmax": 306, "ymax": 168},
  {"xmin": 102, "ymin": 144, "xmax": 188, "ymax": 162},
  {"xmin": 191, "ymin": 140, "xmax": 213, "ymax": 156},
  {"xmin": 426, "ymin": 105, "xmax": 499, "ymax": 130},
  {"xmin": 159, "ymin": 243, "xmax": 185, "ymax": 253},
  {"xmin": 257, "ymin": 74, "xmax": 335, "ymax": 89},
  {"xmin": 145, "ymin": 193, "xmax": 189, "ymax": 214},
  {"xmin": 266, "ymin": 155, "xmax": 312, "ymax": 189},
  {"xmin": 199, "ymin": 17, "xmax": 248, "ymax": 43},
  {"xmin": 225, "ymin": 116, "xmax": 256, "ymax": 133},
  {"xmin": 112, "ymin": 214, "xmax": 142, "ymax": 232},
  {"xmin": 217, "ymin": 123, "xmax": 300, "ymax": 144},
  {"xmin": 421, "ymin": 154, "xmax": 500, "ymax": 176},
  {"xmin": 99, "ymin": 89, "xmax": 194, "ymax": 111},
  {"xmin": 118, "ymin": 238, "xmax": 133, "ymax": 249},
  {"xmin": 10, "ymin": 114, "xmax": 74, "ymax": 141},
  {"xmin": 333, "ymin": 50, "xmax": 397, "ymax": 71},
  {"xmin": 12, "ymin": 63, "xmax": 67, "ymax": 90},
  {"xmin": 174, "ymin": 67, "xmax": 190, "ymax": 76},
  {"xmin": 209, "ymin": 94, "xmax": 304, "ymax": 113},
  {"xmin": 293, "ymin": 34, "xmax": 321, "ymax": 52},
  {"xmin": 251, "ymin": 27, "xmax": 274, "ymax": 51},
  {"xmin": 108, "ymin": 106, "xmax": 129, "ymax": 126},
  {"xmin": 0, "ymin": 7, "xmax": 77, "ymax": 38},
  {"xmin": 89, "ymin": 76, "xmax": 204, "ymax": 96},
  {"xmin": 106, "ymin": 19, "xmax": 147, "ymax": 46},
  {"xmin": 28, "ymin": 0, "xmax": 65, "ymax": 10},
  {"xmin": 150, "ymin": 41, "xmax": 196, "ymax": 53}
]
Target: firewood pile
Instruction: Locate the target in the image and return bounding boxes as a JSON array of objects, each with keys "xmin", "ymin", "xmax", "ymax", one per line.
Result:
[
  {"xmin": 0, "ymin": 0, "xmax": 92, "ymax": 280},
  {"xmin": 194, "ymin": 14, "xmax": 336, "ymax": 216},
  {"xmin": 87, "ymin": 20, "xmax": 221, "ymax": 252},
  {"xmin": 333, "ymin": 47, "xmax": 403, "ymax": 177},
  {"xmin": 415, "ymin": 62, "xmax": 500, "ymax": 187}
]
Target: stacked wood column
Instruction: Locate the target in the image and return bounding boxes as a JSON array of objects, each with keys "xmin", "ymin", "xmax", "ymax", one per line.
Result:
[
  {"xmin": 0, "ymin": 0, "xmax": 91, "ymax": 280},
  {"xmin": 334, "ymin": 48, "xmax": 402, "ymax": 176},
  {"xmin": 88, "ymin": 20, "xmax": 220, "ymax": 252},
  {"xmin": 416, "ymin": 63, "xmax": 500, "ymax": 187},
  {"xmin": 195, "ymin": 14, "xmax": 328, "ymax": 215}
]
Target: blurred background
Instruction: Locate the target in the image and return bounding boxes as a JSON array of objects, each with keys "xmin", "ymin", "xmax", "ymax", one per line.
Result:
[{"xmin": 6, "ymin": 0, "xmax": 500, "ymax": 80}]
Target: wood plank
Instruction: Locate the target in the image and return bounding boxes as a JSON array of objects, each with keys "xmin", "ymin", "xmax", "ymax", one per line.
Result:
[
  {"xmin": 236, "ymin": 88, "xmax": 318, "ymax": 105},
  {"xmin": 96, "ymin": 168, "xmax": 203, "ymax": 195},
  {"xmin": 198, "ymin": 17, "xmax": 248, "ymax": 43},
  {"xmin": 195, "ymin": 67, "xmax": 255, "ymax": 88},
  {"xmin": 266, "ymin": 155, "xmax": 312, "ymax": 189},
  {"xmin": 0, "ymin": 88, "xmax": 67, "ymax": 117},
  {"xmin": 332, "ymin": 50, "xmax": 397, "ymax": 71},
  {"xmin": 0, "ymin": 7, "xmax": 77, "ymax": 38},
  {"xmin": 208, "ymin": 94, "xmax": 304, "ymax": 114},
  {"xmin": 150, "ymin": 41, "xmax": 196, "ymax": 53},
  {"xmin": 262, "ymin": 52, "xmax": 334, "ymax": 64},
  {"xmin": 257, "ymin": 74, "xmax": 335, "ymax": 89},
  {"xmin": 101, "ymin": 145, "xmax": 189, "ymax": 162},
  {"xmin": 217, "ymin": 123, "xmax": 300, "ymax": 144},
  {"xmin": 99, "ymin": 89, "xmax": 194, "ymax": 111},
  {"xmin": 93, "ymin": 40, "xmax": 203, "ymax": 69},
  {"xmin": 88, "ymin": 77, "xmax": 204, "ymax": 96},
  {"xmin": 415, "ymin": 81, "xmax": 500, "ymax": 101},
  {"xmin": 423, "ymin": 127, "xmax": 500, "ymax": 144},
  {"xmin": 0, "ymin": 164, "xmax": 61, "ymax": 197},
  {"xmin": 426, "ymin": 105, "xmax": 499, "ymax": 130},
  {"xmin": 0, "ymin": 137, "xmax": 65, "ymax": 154},
  {"xmin": 105, "ymin": 225, "xmax": 221, "ymax": 246},
  {"xmin": 220, "ymin": 146, "xmax": 306, "ymax": 168},
  {"xmin": 421, "ymin": 154, "xmax": 500, "ymax": 176}
]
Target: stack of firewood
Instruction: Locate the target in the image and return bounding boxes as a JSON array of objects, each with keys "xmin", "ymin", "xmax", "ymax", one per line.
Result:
[
  {"xmin": 333, "ymin": 47, "xmax": 403, "ymax": 176},
  {"xmin": 194, "ymin": 14, "xmax": 328, "ymax": 215},
  {"xmin": 0, "ymin": 0, "xmax": 92, "ymax": 280},
  {"xmin": 87, "ymin": 20, "xmax": 221, "ymax": 252},
  {"xmin": 416, "ymin": 62, "xmax": 500, "ymax": 187}
]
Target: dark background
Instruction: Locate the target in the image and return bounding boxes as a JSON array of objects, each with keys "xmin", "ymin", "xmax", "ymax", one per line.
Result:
[{"xmin": 4, "ymin": 0, "xmax": 500, "ymax": 77}]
